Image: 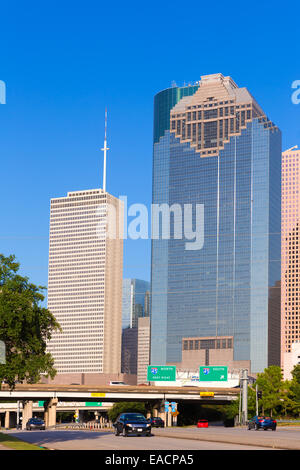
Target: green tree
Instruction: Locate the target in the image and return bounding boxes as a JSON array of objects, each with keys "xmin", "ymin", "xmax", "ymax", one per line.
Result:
[
  {"xmin": 291, "ymin": 364, "xmax": 300, "ymax": 385},
  {"xmin": 0, "ymin": 254, "xmax": 61, "ymax": 389},
  {"xmin": 222, "ymin": 386, "xmax": 256, "ymax": 422},
  {"xmin": 288, "ymin": 365, "xmax": 300, "ymax": 417},
  {"xmin": 107, "ymin": 402, "xmax": 147, "ymax": 423},
  {"xmin": 256, "ymin": 366, "xmax": 283, "ymax": 417},
  {"xmin": 278, "ymin": 380, "xmax": 297, "ymax": 417}
]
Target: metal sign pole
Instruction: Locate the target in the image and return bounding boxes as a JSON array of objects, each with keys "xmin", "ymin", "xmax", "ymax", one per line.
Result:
[{"xmin": 241, "ymin": 369, "xmax": 248, "ymax": 425}]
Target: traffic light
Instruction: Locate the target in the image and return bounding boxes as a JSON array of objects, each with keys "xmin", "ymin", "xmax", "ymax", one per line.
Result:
[{"xmin": 257, "ymin": 391, "xmax": 262, "ymax": 399}]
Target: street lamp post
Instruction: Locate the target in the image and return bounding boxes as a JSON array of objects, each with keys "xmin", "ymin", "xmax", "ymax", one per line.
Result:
[{"xmin": 241, "ymin": 369, "xmax": 248, "ymax": 425}]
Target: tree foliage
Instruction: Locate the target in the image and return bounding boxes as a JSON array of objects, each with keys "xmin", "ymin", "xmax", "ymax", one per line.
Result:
[
  {"xmin": 255, "ymin": 366, "xmax": 283, "ymax": 416},
  {"xmin": 107, "ymin": 402, "xmax": 146, "ymax": 422},
  {"xmin": 0, "ymin": 254, "xmax": 61, "ymax": 389}
]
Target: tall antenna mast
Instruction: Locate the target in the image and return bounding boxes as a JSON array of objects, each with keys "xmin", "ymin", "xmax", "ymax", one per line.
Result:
[{"xmin": 101, "ymin": 108, "xmax": 109, "ymax": 192}]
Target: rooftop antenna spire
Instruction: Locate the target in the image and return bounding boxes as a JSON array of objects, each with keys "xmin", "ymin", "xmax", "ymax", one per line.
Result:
[{"xmin": 101, "ymin": 108, "xmax": 109, "ymax": 192}]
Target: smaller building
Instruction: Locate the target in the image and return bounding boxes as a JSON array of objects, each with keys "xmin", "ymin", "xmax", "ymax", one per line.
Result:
[
  {"xmin": 137, "ymin": 317, "xmax": 151, "ymax": 384},
  {"xmin": 121, "ymin": 279, "xmax": 150, "ymax": 379},
  {"xmin": 283, "ymin": 341, "xmax": 300, "ymax": 381},
  {"xmin": 121, "ymin": 327, "xmax": 138, "ymax": 375},
  {"xmin": 173, "ymin": 336, "xmax": 250, "ymax": 372}
]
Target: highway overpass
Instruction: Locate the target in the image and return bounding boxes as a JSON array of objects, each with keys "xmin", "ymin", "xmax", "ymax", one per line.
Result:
[
  {"xmin": 0, "ymin": 384, "xmax": 239, "ymax": 429},
  {"xmin": 0, "ymin": 383, "xmax": 239, "ymax": 403}
]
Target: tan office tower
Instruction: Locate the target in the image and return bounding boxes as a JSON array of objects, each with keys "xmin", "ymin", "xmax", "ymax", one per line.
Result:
[
  {"xmin": 137, "ymin": 317, "xmax": 151, "ymax": 384},
  {"xmin": 282, "ymin": 146, "xmax": 300, "ymax": 379},
  {"xmin": 47, "ymin": 188, "xmax": 123, "ymax": 375}
]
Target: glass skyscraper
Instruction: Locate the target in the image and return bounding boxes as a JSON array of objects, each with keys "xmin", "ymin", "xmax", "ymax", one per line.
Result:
[
  {"xmin": 122, "ymin": 279, "xmax": 151, "ymax": 330},
  {"xmin": 150, "ymin": 74, "xmax": 281, "ymax": 374},
  {"xmin": 121, "ymin": 278, "xmax": 150, "ymax": 376}
]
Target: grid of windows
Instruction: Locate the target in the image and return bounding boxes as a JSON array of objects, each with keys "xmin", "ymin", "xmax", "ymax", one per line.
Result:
[
  {"xmin": 282, "ymin": 149, "xmax": 300, "ymax": 358},
  {"xmin": 182, "ymin": 337, "xmax": 233, "ymax": 351},
  {"xmin": 47, "ymin": 189, "xmax": 123, "ymax": 374},
  {"xmin": 169, "ymin": 75, "xmax": 277, "ymax": 158}
]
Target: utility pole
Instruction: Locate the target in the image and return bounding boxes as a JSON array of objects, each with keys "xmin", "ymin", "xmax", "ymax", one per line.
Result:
[
  {"xmin": 241, "ymin": 369, "xmax": 248, "ymax": 425},
  {"xmin": 17, "ymin": 400, "xmax": 20, "ymax": 429},
  {"xmin": 238, "ymin": 384, "xmax": 242, "ymax": 425},
  {"xmin": 256, "ymin": 383, "xmax": 258, "ymax": 416}
]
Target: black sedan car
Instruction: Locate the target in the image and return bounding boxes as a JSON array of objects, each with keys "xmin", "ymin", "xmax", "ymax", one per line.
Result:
[
  {"xmin": 113, "ymin": 413, "xmax": 151, "ymax": 437},
  {"xmin": 247, "ymin": 416, "xmax": 276, "ymax": 431},
  {"xmin": 26, "ymin": 418, "xmax": 46, "ymax": 430},
  {"xmin": 149, "ymin": 417, "xmax": 164, "ymax": 428}
]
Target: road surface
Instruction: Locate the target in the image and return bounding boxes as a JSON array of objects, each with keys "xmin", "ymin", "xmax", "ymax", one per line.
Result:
[{"xmin": 2, "ymin": 428, "xmax": 282, "ymax": 450}]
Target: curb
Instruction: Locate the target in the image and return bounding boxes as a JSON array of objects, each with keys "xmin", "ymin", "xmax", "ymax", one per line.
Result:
[{"xmin": 152, "ymin": 429, "xmax": 300, "ymax": 450}]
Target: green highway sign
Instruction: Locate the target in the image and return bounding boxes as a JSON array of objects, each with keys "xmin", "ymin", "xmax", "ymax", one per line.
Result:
[
  {"xmin": 199, "ymin": 366, "xmax": 228, "ymax": 382},
  {"xmin": 147, "ymin": 365, "xmax": 176, "ymax": 382}
]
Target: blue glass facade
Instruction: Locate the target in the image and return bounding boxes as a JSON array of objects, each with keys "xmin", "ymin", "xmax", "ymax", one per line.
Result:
[
  {"xmin": 122, "ymin": 278, "xmax": 150, "ymax": 329},
  {"xmin": 150, "ymin": 82, "xmax": 281, "ymax": 373}
]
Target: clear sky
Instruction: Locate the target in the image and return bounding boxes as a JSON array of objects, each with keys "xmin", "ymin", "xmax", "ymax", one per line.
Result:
[{"xmin": 0, "ymin": 0, "xmax": 299, "ymax": 301}]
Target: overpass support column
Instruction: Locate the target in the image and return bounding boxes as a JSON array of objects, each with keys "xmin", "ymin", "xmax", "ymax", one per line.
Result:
[
  {"xmin": 157, "ymin": 401, "xmax": 167, "ymax": 426},
  {"xmin": 152, "ymin": 400, "xmax": 163, "ymax": 418},
  {"xmin": 167, "ymin": 410, "xmax": 172, "ymax": 427},
  {"xmin": 22, "ymin": 401, "xmax": 33, "ymax": 430},
  {"xmin": 4, "ymin": 411, "xmax": 10, "ymax": 429},
  {"xmin": 44, "ymin": 398, "xmax": 58, "ymax": 428}
]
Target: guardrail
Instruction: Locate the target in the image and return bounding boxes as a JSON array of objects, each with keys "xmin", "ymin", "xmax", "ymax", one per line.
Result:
[
  {"xmin": 277, "ymin": 420, "xmax": 300, "ymax": 424},
  {"xmin": 56, "ymin": 421, "xmax": 113, "ymax": 431}
]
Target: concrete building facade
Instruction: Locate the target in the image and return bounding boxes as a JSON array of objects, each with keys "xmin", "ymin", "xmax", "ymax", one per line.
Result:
[
  {"xmin": 137, "ymin": 317, "xmax": 151, "ymax": 384},
  {"xmin": 47, "ymin": 188, "xmax": 123, "ymax": 375},
  {"xmin": 176, "ymin": 336, "xmax": 250, "ymax": 372},
  {"xmin": 282, "ymin": 146, "xmax": 300, "ymax": 379}
]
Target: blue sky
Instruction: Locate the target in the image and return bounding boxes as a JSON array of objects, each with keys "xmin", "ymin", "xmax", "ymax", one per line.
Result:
[{"xmin": 0, "ymin": 0, "xmax": 299, "ymax": 300}]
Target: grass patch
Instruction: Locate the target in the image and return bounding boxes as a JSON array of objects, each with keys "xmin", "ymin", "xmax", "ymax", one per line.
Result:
[{"xmin": 0, "ymin": 432, "xmax": 45, "ymax": 450}]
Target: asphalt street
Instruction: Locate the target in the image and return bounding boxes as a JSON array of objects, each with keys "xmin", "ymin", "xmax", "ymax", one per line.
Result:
[{"xmin": 1, "ymin": 427, "xmax": 288, "ymax": 450}]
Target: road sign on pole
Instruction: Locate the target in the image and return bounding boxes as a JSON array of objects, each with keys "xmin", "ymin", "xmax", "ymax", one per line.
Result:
[
  {"xmin": 199, "ymin": 366, "xmax": 228, "ymax": 381},
  {"xmin": 147, "ymin": 365, "xmax": 176, "ymax": 382}
]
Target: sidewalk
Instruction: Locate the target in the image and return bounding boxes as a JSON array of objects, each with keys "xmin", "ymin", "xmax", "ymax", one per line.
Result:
[
  {"xmin": 152, "ymin": 426, "xmax": 300, "ymax": 450},
  {"xmin": 0, "ymin": 443, "xmax": 12, "ymax": 450}
]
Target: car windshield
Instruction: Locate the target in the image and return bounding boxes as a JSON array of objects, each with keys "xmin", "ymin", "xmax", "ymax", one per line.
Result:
[
  {"xmin": 123, "ymin": 414, "xmax": 146, "ymax": 422},
  {"xmin": 30, "ymin": 419, "xmax": 43, "ymax": 423}
]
